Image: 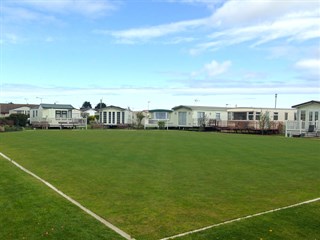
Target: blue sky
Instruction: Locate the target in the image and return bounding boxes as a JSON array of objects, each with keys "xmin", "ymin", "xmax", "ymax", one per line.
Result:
[{"xmin": 1, "ymin": 0, "xmax": 319, "ymax": 110}]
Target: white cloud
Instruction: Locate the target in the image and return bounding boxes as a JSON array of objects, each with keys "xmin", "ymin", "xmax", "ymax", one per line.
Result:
[
  {"xmin": 203, "ymin": 60, "xmax": 231, "ymax": 77},
  {"xmin": 191, "ymin": 13, "xmax": 320, "ymax": 53},
  {"xmin": 211, "ymin": 0, "xmax": 319, "ymax": 27},
  {"xmin": 100, "ymin": 17, "xmax": 210, "ymax": 43},
  {"xmin": 295, "ymin": 59, "xmax": 320, "ymax": 80},
  {"xmin": 0, "ymin": 33, "xmax": 25, "ymax": 44},
  {"xmin": 102, "ymin": 0, "xmax": 320, "ymax": 48},
  {"xmin": 165, "ymin": 37, "xmax": 196, "ymax": 45},
  {"xmin": 295, "ymin": 59, "xmax": 320, "ymax": 70},
  {"xmin": 11, "ymin": 0, "xmax": 116, "ymax": 17},
  {"xmin": 3, "ymin": 83, "xmax": 317, "ymax": 102},
  {"xmin": 186, "ymin": 60, "xmax": 232, "ymax": 82},
  {"xmin": 3, "ymin": 0, "xmax": 118, "ymax": 19}
]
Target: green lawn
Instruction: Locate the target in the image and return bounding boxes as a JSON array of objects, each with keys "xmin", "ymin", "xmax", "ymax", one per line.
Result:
[
  {"xmin": 178, "ymin": 201, "xmax": 320, "ymax": 240},
  {"xmin": 0, "ymin": 130, "xmax": 319, "ymax": 239},
  {"xmin": 0, "ymin": 157, "xmax": 123, "ymax": 240}
]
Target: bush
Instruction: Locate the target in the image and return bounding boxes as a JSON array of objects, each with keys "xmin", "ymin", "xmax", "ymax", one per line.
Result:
[
  {"xmin": 87, "ymin": 115, "xmax": 96, "ymax": 124},
  {"xmin": 4, "ymin": 125, "xmax": 23, "ymax": 132},
  {"xmin": 158, "ymin": 121, "xmax": 166, "ymax": 129},
  {"xmin": 6, "ymin": 114, "xmax": 29, "ymax": 127}
]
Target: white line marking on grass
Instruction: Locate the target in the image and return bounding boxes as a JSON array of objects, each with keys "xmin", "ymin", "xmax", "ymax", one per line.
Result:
[
  {"xmin": 0, "ymin": 152, "xmax": 134, "ymax": 240},
  {"xmin": 160, "ymin": 197, "xmax": 320, "ymax": 240}
]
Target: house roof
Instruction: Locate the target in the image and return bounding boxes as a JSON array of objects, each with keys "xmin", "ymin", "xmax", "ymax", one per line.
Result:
[
  {"xmin": 149, "ymin": 109, "xmax": 173, "ymax": 113},
  {"xmin": 0, "ymin": 103, "xmax": 38, "ymax": 114},
  {"xmin": 40, "ymin": 103, "xmax": 75, "ymax": 109},
  {"xmin": 172, "ymin": 105, "xmax": 228, "ymax": 111},
  {"xmin": 228, "ymin": 107, "xmax": 294, "ymax": 112},
  {"xmin": 292, "ymin": 100, "xmax": 320, "ymax": 108},
  {"xmin": 100, "ymin": 105, "xmax": 126, "ymax": 111}
]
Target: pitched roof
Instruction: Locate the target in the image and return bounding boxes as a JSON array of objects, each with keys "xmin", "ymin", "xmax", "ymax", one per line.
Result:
[
  {"xmin": 149, "ymin": 109, "xmax": 173, "ymax": 113},
  {"xmin": 40, "ymin": 103, "xmax": 75, "ymax": 109},
  {"xmin": 0, "ymin": 104, "xmax": 39, "ymax": 114},
  {"xmin": 292, "ymin": 100, "xmax": 320, "ymax": 108},
  {"xmin": 172, "ymin": 105, "xmax": 228, "ymax": 111},
  {"xmin": 100, "ymin": 105, "xmax": 126, "ymax": 111}
]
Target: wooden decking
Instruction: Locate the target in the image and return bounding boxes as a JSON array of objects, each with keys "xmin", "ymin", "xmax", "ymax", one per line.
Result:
[{"xmin": 208, "ymin": 120, "xmax": 283, "ymax": 134}]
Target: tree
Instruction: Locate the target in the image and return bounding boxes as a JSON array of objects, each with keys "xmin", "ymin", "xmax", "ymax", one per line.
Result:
[
  {"xmin": 259, "ymin": 112, "xmax": 270, "ymax": 134},
  {"xmin": 136, "ymin": 111, "xmax": 145, "ymax": 129},
  {"xmin": 87, "ymin": 115, "xmax": 97, "ymax": 124},
  {"xmin": 81, "ymin": 101, "xmax": 92, "ymax": 109},
  {"xmin": 158, "ymin": 121, "xmax": 166, "ymax": 129},
  {"xmin": 6, "ymin": 114, "xmax": 29, "ymax": 127},
  {"xmin": 94, "ymin": 102, "xmax": 107, "ymax": 110}
]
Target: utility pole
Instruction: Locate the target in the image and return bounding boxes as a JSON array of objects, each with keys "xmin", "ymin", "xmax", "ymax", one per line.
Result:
[
  {"xmin": 100, "ymin": 99, "xmax": 102, "ymax": 124},
  {"xmin": 275, "ymin": 93, "xmax": 278, "ymax": 109}
]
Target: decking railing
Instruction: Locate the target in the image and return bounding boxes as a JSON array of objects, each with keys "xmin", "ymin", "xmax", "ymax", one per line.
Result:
[
  {"xmin": 285, "ymin": 121, "xmax": 319, "ymax": 137},
  {"xmin": 31, "ymin": 118, "xmax": 87, "ymax": 128}
]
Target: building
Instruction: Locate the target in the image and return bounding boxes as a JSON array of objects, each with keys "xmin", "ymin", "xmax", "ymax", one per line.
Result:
[
  {"xmin": 227, "ymin": 107, "xmax": 295, "ymax": 122},
  {"xmin": 99, "ymin": 105, "xmax": 133, "ymax": 127},
  {"xmin": 285, "ymin": 100, "xmax": 320, "ymax": 137},
  {"xmin": 222, "ymin": 107, "xmax": 296, "ymax": 132},
  {"xmin": 0, "ymin": 103, "xmax": 38, "ymax": 118},
  {"xmin": 30, "ymin": 103, "xmax": 86, "ymax": 129},
  {"xmin": 171, "ymin": 105, "xmax": 229, "ymax": 128},
  {"xmin": 144, "ymin": 109, "xmax": 173, "ymax": 129}
]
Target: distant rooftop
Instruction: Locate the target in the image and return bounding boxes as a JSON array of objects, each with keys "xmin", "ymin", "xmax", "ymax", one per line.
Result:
[
  {"xmin": 0, "ymin": 103, "xmax": 39, "ymax": 114},
  {"xmin": 40, "ymin": 103, "xmax": 75, "ymax": 109}
]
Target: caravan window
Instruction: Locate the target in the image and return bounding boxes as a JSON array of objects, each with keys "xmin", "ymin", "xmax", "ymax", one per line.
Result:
[
  {"xmin": 155, "ymin": 112, "xmax": 167, "ymax": 120},
  {"xmin": 117, "ymin": 112, "xmax": 121, "ymax": 124},
  {"xmin": 55, "ymin": 111, "xmax": 61, "ymax": 118},
  {"xmin": 62, "ymin": 111, "xmax": 67, "ymax": 119},
  {"xmin": 309, "ymin": 112, "xmax": 313, "ymax": 121},
  {"xmin": 248, "ymin": 112, "xmax": 254, "ymax": 120},
  {"xmin": 255, "ymin": 112, "xmax": 261, "ymax": 120},
  {"xmin": 300, "ymin": 110, "xmax": 306, "ymax": 121},
  {"xmin": 233, "ymin": 112, "xmax": 247, "ymax": 120}
]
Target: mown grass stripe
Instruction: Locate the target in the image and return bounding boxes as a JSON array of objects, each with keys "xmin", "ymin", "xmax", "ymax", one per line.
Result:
[
  {"xmin": 0, "ymin": 152, "xmax": 134, "ymax": 240},
  {"xmin": 160, "ymin": 197, "xmax": 320, "ymax": 240}
]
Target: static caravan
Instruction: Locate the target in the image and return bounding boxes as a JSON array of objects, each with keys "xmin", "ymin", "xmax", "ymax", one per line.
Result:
[
  {"xmin": 171, "ymin": 105, "xmax": 229, "ymax": 128},
  {"xmin": 226, "ymin": 107, "xmax": 296, "ymax": 132},
  {"xmin": 99, "ymin": 105, "xmax": 133, "ymax": 127},
  {"xmin": 144, "ymin": 109, "xmax": 173, "ymax": 129},
  {"xmin": 30, "ymin": 103, "xmax": 86, "ymax": 129},
  {"xmin": 227, "ymin": 107, "xmax": 295, "ymax": 121},
  {"xmin": 286, "ymin": 100, "xmax": 320, "ymax": 137}
]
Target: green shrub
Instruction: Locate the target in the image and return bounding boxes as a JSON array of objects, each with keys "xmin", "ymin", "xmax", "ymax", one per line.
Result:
[
  {"xmin": 6, "ymin": 114, "xmax": 29, "ymax": 127},
  {"xmin": 158, "ymin": 121, "xmax": 166, "ymax": 129}
]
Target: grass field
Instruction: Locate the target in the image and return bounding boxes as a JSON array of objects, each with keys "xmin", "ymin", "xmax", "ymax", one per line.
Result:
[{"xmin": 0, "ymin": 130, "xmax": 319, "ymax": 239}]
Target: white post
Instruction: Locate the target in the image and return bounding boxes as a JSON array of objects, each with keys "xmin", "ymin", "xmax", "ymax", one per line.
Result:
[{"xmin": 299, "ymin": 120, "xmax": 302, "ymax": 134}]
